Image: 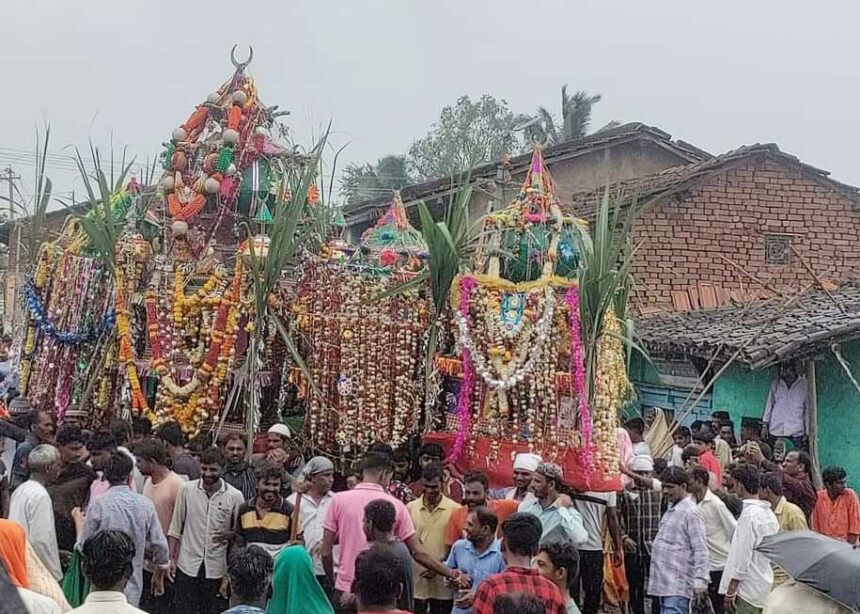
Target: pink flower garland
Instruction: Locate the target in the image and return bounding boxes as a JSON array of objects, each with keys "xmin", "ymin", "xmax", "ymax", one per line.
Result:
[
  {"xmin": 566, "ymin": 286, "xmax": 593, "ymax": 469},
  {"xmin": 449, "ymin": 276, "xmax": 477, "ymax": 462}
]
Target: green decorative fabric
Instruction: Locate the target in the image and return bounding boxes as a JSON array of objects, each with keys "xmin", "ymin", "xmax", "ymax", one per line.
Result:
[
  {"xmin": 498, "ymin": 224, "xmax": 581, "ymax": 282},
  {"xmin": 500, "ymin": 227, "xmax": 549, "ymax": 282},
  {"xmin": 61, "ymin": 550, "xmax": 90, "ymax": 608},
  {"xmin": 238, "ymin": 158, "xmax": 273, "ymax": 217},
  {"xmin": 267, "ymin": 545, "xmax": 333, "ymax": 614}
]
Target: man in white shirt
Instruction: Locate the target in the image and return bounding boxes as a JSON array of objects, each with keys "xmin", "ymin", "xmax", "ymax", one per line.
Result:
[
  {"xmin": 688, "ymin": 466, "xmax": 737, "ymax": 614},
  {"xmin": 286, "ymin": 455, "xmax": 336, "ymax": 593},
  {"xmin": 762, "ymin": 363, "xmax": 808, "ymax": 441},
  {"xmin": 720, "ymin": 465, "xmax": 779, "ymax": 614},
  {"xmin": 72, "ymin": 529, "xmax": 147, "ymax": 613},
  {"xmin": 573, "ymin": 490, "xmax": 622, "ymax": 614},
  {"xmin": 168, "ymin": 447, "xmax": 244, "ymax": 614},
  {"xmin": 9, "ymin": 444, "xmax": 63, "ymax": 581}
]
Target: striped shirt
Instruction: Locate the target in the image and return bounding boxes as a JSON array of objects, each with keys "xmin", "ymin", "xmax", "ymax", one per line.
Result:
[
  {"xmin": 236, "ymin": 498, "xmax": 294, "ymax": 558},
  {"xmin": 223, "ymin": 464, "xmax": 257, "ymax": 502},
  {"xmin": 649, "ymin": 495, "xmax": 710, "ymax": 599},
  {"xmin": 620, "ymin": 488, "xmax": 664, "ymax": 554}
]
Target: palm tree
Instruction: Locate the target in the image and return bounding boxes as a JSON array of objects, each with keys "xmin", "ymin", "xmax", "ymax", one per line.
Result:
[{"xmin": 531, "ymin": 86, "xmax": 604, "ymax": 145}]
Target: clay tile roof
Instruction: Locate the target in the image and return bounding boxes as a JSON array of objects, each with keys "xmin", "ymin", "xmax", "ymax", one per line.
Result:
[
  {"xmin": 635, "ymin": 284, "xmax": 860, "ymax": 369},
  {"xmin": 569, "ymin": 143, "xmax": 860, "ymax": 217}
]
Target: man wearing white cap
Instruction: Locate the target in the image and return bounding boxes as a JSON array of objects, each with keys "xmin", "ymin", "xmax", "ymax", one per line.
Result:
[
  {"xmin": 619, "ymin": 455, "xmax": 663, "ymax": 614},
  {"xmin": 489, "ymin": 453, "xmax": 541, "ymax": 502},
  {"xmin": 260, "ymin": 423, "xmax": 305, "ymax": 492}
]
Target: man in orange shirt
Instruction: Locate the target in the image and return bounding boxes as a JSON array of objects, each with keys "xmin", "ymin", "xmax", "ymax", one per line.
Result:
[
  {"xmin": 692, "ymin": 429, "xmax": 723, "ymax": 489},
  {"xmin": 446, "ymin": 471, "xmax": 518, "ymax": 546},
  {"xmin": 811, "ymin": 466, "xmax": 860, "ymax": 545}
]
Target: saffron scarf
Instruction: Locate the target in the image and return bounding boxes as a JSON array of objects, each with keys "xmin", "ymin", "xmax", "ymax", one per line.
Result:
[{"xmin": 0, "ymin": 519, "xmax": 29, "ymax": 589}]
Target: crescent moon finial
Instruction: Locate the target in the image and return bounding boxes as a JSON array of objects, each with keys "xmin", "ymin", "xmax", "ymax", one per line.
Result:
[{"xmin": 230, "ymin": 45, "xmax": 254, "ymax": 72}]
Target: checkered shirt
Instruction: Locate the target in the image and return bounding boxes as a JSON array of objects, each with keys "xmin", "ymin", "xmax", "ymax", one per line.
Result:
[
  {"xmin": 620, "ymin": 488, "xmax": 664, "ymax": 554},
  {"xmin": 472, "ymin": 567, "xmax": 566, "ymax": 614}
]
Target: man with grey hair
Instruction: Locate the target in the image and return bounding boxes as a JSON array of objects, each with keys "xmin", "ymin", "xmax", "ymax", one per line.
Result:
[
  {"xmin": 286, "ymin": 455, "xmax": 336, "ymax": 593},
  {"xmin": 9, "ymin": 443, "xmax": 62, "ymax": 580}
]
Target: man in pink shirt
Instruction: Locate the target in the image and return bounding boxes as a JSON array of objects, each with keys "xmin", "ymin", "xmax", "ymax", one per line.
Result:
[{"xmin": 323, "ymin": 451, "xmax": 460, "ymax": 612}]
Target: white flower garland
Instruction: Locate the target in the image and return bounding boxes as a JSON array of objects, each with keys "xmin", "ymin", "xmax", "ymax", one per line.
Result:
[{"xmin": 457, "ymin": 286, "xmax": 555, "ymax": 390}]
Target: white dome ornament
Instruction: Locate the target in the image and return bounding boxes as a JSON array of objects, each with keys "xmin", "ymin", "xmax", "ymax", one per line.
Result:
[
  {"xmin": 232, "ymin": 90, "xmax": 248, "ymax": 106},
  {"xmin": 171, "ymin": 220, "xmax": 189, "ymax": 237},
  {"xmin": 204, "ymin": 177, "xmax": 221, "ymax": 194},
  {"xmin": 222, "ymin": 129, "xmax": 240, "ymax": 145},
  {"xmin": 207, "ymin": 92, "xmax": 221, "ymax": 104},
  {"xmin": 172, "ymin": 127, "xmax": 188, "ymax": 142},
  {"xmin": 160, "ymin": 175, "xmax": 175, "ymax": 192}
]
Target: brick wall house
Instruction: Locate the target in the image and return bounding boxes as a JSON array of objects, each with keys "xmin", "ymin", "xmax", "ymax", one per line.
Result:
[{"xmin": 572, "ymin": 144, "xmax": 860, "ymax": 311}]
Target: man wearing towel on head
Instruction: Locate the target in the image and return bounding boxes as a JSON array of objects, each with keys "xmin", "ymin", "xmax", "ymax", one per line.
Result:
[{"xmin": 488, "ymin": 453, "xmax": 541, "ymax": 502}]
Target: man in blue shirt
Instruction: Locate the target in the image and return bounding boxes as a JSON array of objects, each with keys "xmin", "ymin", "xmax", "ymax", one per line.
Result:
[
  {"xmin": 518, "ymin": 462, "xmax": 588, "ymax": 546},
  {"xmin": 445, "ymin": 505, "xmax": 506, "ymax": 613}
]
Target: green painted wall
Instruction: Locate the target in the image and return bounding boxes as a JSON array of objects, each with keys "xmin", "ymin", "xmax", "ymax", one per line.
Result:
[
  {"xmin": 629, "ymin": 353, "xmax": 662, "ymax": 385},
  {"xmin": 814, "ymin": 340, "xmax": 860, "ymax": 482},
  {"xmin": 712, "ymin": 363, "xmax": 777, "ymax": 428},
  {"xmin": 634, "ymin": 341, "xmax": 860, "ymax": 484}
]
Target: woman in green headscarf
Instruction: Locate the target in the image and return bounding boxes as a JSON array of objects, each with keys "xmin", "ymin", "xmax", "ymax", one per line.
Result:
[{"xmin": 267, "ymin": 545, "xmax": 334, "ymax": 614}]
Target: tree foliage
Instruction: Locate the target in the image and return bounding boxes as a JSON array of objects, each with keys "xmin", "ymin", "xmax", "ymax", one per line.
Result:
[
  {"xmin": 408, "ymin": 95, "xmax": 527, "ymax": 181},
  {"xmin": 340, "ymin": 154, "xmax": 414, "ymax": 204},
  {"xmin": 526, "ymin": 86, "xmax": 609, "ymax": 145}
]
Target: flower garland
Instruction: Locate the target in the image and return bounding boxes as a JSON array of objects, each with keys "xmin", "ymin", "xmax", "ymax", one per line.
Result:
[
  {"xmin": 145, "ymin": 258, "xmax": 244, "ymax": 432},
  {"xmin": 456, "ymin": 285, "xmax": 555, "ymax": 390},
  {"xmin": 566, "ymin": 286, "xmax": 593, "ymax": 469},
  {"xmin": 25, "ymin": 282, "xmax": 115, "ymax": 344},
  {"xmin": 116, "ymin": 267, "xmax": 149, "ymax": 413},
  {"xmin": 449, "ymin": 275, "xmax": 477, "ymax": 462},
  {"xmin": 592, "ymin": 309, "xmax": 626, "ymax": 472}
]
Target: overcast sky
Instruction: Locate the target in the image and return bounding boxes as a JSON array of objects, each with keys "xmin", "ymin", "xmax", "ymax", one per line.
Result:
[{"xmin": 0, "ymin": 0, "xmax": 857, "ymax": 211}]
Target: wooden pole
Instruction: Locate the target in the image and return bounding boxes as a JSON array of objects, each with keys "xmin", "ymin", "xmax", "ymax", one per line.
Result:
[{"xmin": 806, "ymin": 358, "xmax": 823, "ymax": 489}]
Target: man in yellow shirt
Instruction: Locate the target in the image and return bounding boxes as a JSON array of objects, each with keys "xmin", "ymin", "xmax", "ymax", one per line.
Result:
[
  {"xmin": 760, "ymin": 471, "xmax": 807, "ymax": 587},
  {"xmin": 407, "ymin": 462, "xmax": 459, "ymax": 614}
]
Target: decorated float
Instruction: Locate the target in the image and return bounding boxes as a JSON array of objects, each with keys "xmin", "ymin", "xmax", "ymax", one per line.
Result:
[
  {"xmin": 285, "ymin": 193, "xmax": 431, "ymax": 454},
  {"xmin": 16, "ymin": 52, "xmax": 634, "ymax": 489},
  {"xmin": 19, "ymin": 48, "xmax": 325, "ymax": 437},
  {"xmin": 426, "ymin": 149, "xmax": 629, "ymax": 491}
]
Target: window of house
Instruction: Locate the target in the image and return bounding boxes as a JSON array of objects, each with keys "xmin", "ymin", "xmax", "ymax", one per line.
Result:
[{"xmin": 765, "ymin": 234, "xmax": 792, "ymax": 264}]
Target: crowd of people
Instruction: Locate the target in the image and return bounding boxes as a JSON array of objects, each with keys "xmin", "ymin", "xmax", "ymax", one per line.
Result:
[{"xmin": 0, "ymin": 401, "xmax": 856, "ymax": 614}]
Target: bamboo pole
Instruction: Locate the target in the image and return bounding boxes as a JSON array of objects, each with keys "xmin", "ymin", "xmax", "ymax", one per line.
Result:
[{"xmin": 807, "ymin": 358, "xmax": 823, "ymax": 490}]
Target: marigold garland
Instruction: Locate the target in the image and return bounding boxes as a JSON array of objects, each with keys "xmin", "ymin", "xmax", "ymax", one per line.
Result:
[
  {"xmin": 116, "ymin": 267, "xmax": 149, "ymax": 413},
  {"xmin": 145, "ymin": 258, "xmax": 244, "ymax": 433}
]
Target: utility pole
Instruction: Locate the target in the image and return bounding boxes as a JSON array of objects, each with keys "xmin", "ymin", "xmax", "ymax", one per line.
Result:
[{"xmin": 0, "ymin": 168, "xmax": 21, "ymax": 334}]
